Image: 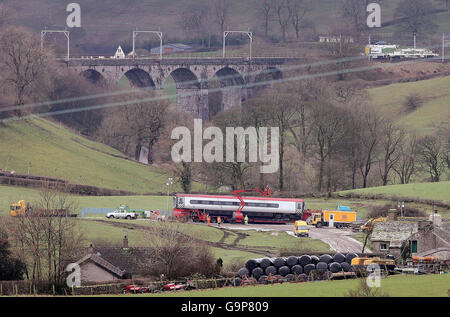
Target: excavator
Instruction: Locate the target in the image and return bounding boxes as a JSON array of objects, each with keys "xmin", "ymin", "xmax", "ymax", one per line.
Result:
[
  {"xmin": 360, "ymin": 217, "xmax": 387, "ymax": 232},
  {"xmin": 9, "ymin": 200, "xmax": 77, "ymax": 217}
]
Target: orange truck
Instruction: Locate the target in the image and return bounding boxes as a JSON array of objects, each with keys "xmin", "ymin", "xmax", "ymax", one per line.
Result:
[{"xmin": 308, "ymin": 210, "xmax": 357, "ymax": 228}]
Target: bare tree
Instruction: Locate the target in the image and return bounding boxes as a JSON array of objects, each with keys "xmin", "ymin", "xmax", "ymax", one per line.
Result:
[
  {"xmin": 213, "ymin": 0, "xmax": 230, "ymax": 35},
  {"xmin": 256, "ymin": 0, "xmax": 275, "ymax": 38},
  {"xmin": 0, "ymin": 26, "xmax": 53, "ymax": 117},
  {"xmin": 99, "ymin": 92, "xmax": 170, "ymax": 164},
  {"xmin": 340, "ymin": 0, "xmax": 370, "ymax": 33},
  {"xmin": 378, "ymin": 120, "xmax": 405, "ymax": 186},
  {"xmin": 394, "ymin": 0, "xmax": 438, "ymax": 36},
  {"xmin": 417, "ymin": 135, "xmax": 446, "ymax": 182},
  {"xmin": 392, "ymin": 136, "xmax": 419, "ymax": 184},
  {"xmin": 274, "ymin": 0, "xmax": 293, "ymax": 42},
  {"xmin": 180, "ymin": 5, "xmax": 211, "ymax": 47},
  {"xmin": 290, "ymin": 0, "xmax": 309, "ymax": 40},
  {"xmin": 6, "ymin": 183, "xmax": 83, "ymax": 289}
]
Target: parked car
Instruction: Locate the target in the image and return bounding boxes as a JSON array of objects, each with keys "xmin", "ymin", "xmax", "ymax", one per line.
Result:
[{"xmin": 106, "ymin": 209, "xmax": 137, "ymax": 220}]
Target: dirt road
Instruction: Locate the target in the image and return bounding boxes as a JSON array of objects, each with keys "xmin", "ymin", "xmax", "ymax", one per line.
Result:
[{"xmin": 218, "ymin": 223, "xmax": 370, "ymax": 254}]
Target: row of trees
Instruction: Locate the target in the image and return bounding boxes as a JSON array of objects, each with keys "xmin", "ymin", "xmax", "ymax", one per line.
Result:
[{"xmin": 146, "ymin": 79, "xmax": 449, "ymax": 193}]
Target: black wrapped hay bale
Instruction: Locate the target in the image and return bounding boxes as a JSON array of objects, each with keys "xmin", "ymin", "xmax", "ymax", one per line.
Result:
[
  {"xmin": 258, "ymin": 275, "xmax": 268, "ymax": 284},
  {"xmin": 252, "ymin": 267, "xmax": 264, "ymax": 280},
  {"xmin": 319, "ymin": 254, "xmax": 333, "ymax": 264},
  {"xmin": 285, "ymin": 274, "xmax": 295, "ymax": 281},
  {"xmin": 341, "ymin": 262, "xmax": 351, "ymax": 272},
  {"xmin": 234, "ymin": 277, "xmax": 242, "ymax": 286},
  {"xmin": 238, "ymin": 267, "xmax": 250, "ymax": 278},
  {"xmin": 265, "ymin": 266, "xmax": 277, "ymax": 276},
  {"xmin": 333, "ymin": 253, "xmax": 346, "ymax": 263},
  {"xmin": 286, "ymin": 256, "xmax": 298, "ymax": 267},
  {"xmin": 245, "ymin": 258, "xmax": 261, "ymax": 271},
  {"xmin": 328, "ymin": 262, "xmax": 342, "ymax": 273},
  {"xmin": 303, "ymin": 263, "xmax": 316, "ymax": 275},
  {"xmin": 310, "ymin": 255, "xmax": 320, "ymax": 265},
  {"xmin": 346, "ymin": 253, "xmax": 358, "ymax": 264},
  {"xmin": 297, "ymin": 273, "xmax": 307, "ymax": 282},
  {"xmin": 291, "ymin": 265, "xmax": 303, "ymax": 275},
  {"xmin": 273, "ymin": 257, "xmax": 286, "ymax": 268},
  {"xmin": 260, "ymin": 258, "xmax": 273, "ymax": 269},
  {"xmin": 298, "ymin": 255, "xmax": 311, "ymax": 266},
  {"xmin": 278, "ymin": 266, "xmax": 290, "ymax": 277},
  {"xmin": 316, "ymin": 262, "xmax": 328, "ymax": 271}
]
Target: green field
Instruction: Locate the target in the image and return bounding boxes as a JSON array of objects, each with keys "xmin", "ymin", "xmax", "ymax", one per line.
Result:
[
  {"xmin": 369, "ymin": 76, "xmax": 450, "ymax": 135},
  {"xmin": 339, "ymin": 181, "xmax": 450, "ymax": 203},
  {"xmin": 139, "ymin": 274, "xmax": 450, "ymax": 297},
  {"xmin": 0, "ymin": 119, "xmax": 206, "ymax": 193}
]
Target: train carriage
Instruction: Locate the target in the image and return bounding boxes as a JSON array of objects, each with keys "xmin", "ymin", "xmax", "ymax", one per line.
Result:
[{"xmin": 173, "ymin": 193, "xmax": 305, "ymax": 224}]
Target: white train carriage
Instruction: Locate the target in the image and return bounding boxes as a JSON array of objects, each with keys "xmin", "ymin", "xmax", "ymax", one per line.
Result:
[{"xmin": 173, "ymin": 194, "xmax": 305, "ymax": 223}]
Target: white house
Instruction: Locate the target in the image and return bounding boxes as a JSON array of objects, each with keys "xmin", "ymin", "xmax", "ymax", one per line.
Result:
[{"xmin": 112, "ymin": 46, "xmax": 126, "ymax": 59}]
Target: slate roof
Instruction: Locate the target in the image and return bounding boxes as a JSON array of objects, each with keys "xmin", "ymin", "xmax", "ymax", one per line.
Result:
[
  {"xmin": 76, "ymin": 253, "xmax": 125, "ymax": 278},
  {"xmin": 371, "ymin": 221, "xmax": 418, "ymax": 247}
]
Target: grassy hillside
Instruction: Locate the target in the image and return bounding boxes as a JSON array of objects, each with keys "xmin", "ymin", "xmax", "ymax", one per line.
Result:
[
  {"xmin": 369, "ymin": 75, "xmax": 450, "ymax": 135},
  {"xmin": 0, "ymin": 119, "xmax": 205, "ymax": 193},
  {"xmin": 339, "ymin": 181, "xmax": 450, "ymax": 204}
]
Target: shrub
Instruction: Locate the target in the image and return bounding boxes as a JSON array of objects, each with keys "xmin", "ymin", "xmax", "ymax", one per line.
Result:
[{"xmin": 403, "ymin": 93, "xmax": 423, "ymax": 112}]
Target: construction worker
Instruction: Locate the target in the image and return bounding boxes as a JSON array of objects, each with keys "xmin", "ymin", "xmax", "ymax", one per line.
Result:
[
  {"xmin": 152, "ymin": 210, "xmax": 156, "ymax": 219},
  {"xmin": 207, "ymin": 214, "xmax": 211, "ymax": 226},
  {"xmin": 244, "ymin": 215, "xmax": 249, "ymax": 225},
  {"xmin": 217, "ymin": 216, "xmax": 221, "ymax": 227}
]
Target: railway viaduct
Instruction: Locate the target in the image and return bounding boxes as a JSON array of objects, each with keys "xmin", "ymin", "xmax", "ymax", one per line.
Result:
[{"xmin": 67, "ymin": 58, "xmax": 299, "ymax": 119}]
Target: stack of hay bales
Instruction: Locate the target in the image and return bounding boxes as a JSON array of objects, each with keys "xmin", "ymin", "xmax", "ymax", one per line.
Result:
[{"xmin": 235, "ymin": 253, "xmax": 359, "ymax": 285}]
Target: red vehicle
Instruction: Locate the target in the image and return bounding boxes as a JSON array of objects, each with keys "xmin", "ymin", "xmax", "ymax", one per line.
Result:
[
  {"xmin": 123, "ymin": 285, "xmax": 150, "ymax": 294},
  {"xmin": 173, "ymin": 187, "xmax": 306, "ymax": 224}
]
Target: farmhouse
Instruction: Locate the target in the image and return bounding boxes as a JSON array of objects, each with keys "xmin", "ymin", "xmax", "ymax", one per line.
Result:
[
  {"xmin": 371, "ymin": 221, "xmax": 418, "ymax": 259},
  {"xmin": 406, "ymin": 220, "xmax": 450, "ymax": 260}
]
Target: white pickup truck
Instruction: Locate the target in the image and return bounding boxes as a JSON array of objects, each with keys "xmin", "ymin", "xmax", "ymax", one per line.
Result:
[{"xmin": 106, "ymin": 209, "xmax": 138, "ymax": 220}]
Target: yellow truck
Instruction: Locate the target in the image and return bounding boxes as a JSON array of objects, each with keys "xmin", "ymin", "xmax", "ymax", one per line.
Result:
[
  {"xmin": 308, "ymin": 210, "xmax": 357, "ymax": 229},
  {"xmin": 294, "ymin": 220, "xmax": 309, "ymax": 237},
  {"xmin": 9, "ymin": 200, "xmax": 76, "ymax": 217},
  {"xmin": 351, "ymin": 257, "xmax": 396, "ymax": 276}
]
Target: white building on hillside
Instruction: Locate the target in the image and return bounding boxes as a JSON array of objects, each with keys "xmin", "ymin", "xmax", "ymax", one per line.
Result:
[{"xmin": 112, "ymin": 46, "xmax": 126, "ymax": 59}]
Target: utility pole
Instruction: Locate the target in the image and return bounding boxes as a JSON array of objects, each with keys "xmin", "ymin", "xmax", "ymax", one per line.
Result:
[
  {"xmin": 223, "ymin": 30, "xmax": 253, "ymax": 60},
  {"xmin": 41, "ymin": 29, "xmax": 70, "ymax": 61},
  {"xmin": 166, "ymin": 177, "xmax": 173, "ymax": 213},
  {"xmin": 133, "ymin": 30, "xmax": 163, "ymax": 60},
  {"xmin": 413, "ymin": 32, "xmax": 416, "ymax": 49}
]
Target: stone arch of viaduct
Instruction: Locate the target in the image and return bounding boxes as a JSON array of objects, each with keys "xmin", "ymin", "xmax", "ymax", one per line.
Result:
[{"xmin": 68, "ymin": 59, "xmax": 288, "ymax": 120}]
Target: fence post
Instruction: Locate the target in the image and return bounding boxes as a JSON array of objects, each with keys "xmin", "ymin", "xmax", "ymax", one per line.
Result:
[
  {"xmin": 0, "ymin": 284, "xmax": 2, "ymax": 296},
  {"xmin": 15, "ymin": 284, "xmax": 18, "ymax": 295}
]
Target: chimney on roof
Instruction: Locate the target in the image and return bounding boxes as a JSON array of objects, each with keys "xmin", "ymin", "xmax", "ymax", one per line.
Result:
[{"xmin": 89, "ymin": 242, "xmax": 94, "ymax": 254}]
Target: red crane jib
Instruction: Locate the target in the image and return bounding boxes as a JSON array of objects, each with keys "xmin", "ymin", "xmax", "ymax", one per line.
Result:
[{"xmin": 233, "ymin": 187, "xmax": 272, "ymax": 223}]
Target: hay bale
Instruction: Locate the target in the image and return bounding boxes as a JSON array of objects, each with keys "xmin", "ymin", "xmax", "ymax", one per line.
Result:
[
  {"xmin": 278, "ymin": 266, "xmax": 290, "ymax": 277},
  {"xmin": 251, "ymin": 267, "xmax": 264, "ymax": 279},
  {"xmin": 297, "ymin": 273, "xmax": 307, "ymax": 282},
  {"xmin": 328, "ymin": 262, "xmax": 342, "ymax": 273},
  {"xmin": 319, "ymin": 254, "xmax": 333, "ymax": 264},
  {"xmin": 341, "ymin": 262, "xmax": 351, "ymax": 272},
  {"xmin": 245, "ymin": 258, "xmax": 261, "ymax": 271},
  {"xmin": 260, "ymin": 258, "xmax": 273, "ymax": 269},
  {"xmin": 273, "ymin": 257, "xmax": 286, "ymax": 268},
  {"xmin": 291, "ymin": 265, "xmax": 303, "ymax": 275},
  {"xmin": 303, "ymin": 263, "xmax": 316, "ymax": 275},
  {"xmin": 333, "ymin": 253, "xmax": 346, "ymax": 263},
  {"xmin": 265, "ymin": 266, "xmax": 277, "ymax": 276},
  {"xmin": 310, "ymin": 255, "xmax": 320, "ymax": 265},
  {"xmin": 286, "ymin": 256, "xmax": 298, "ymax": 267},
  {"xmin": 258, "ymin": 275, "xmax": 268, "ymax": 284},
  {"xmin": 285, "ymin": 274, "xmax": 295, "ymax": 281},
  {"xmin": 346, "ymin": 253, "xmax": 358, "ymax": 264},
  {"xmin": 234, "ymin": 277, "xmax": 242, "ymax": 286},
  {"xmin": 238, "ymin": 267, "xmax": 250, "ymax": 278},
  {"xmin": 298, "ymin": 255, "xmax": 311, "ymax": 266},
  {"xmin": 316, "ymin": 262, "xmax": 328, "ymax": 271}
]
